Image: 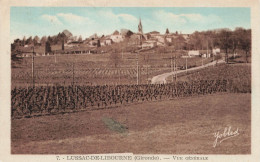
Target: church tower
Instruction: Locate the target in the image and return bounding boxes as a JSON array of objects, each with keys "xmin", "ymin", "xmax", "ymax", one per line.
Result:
[{"xmin": 138, "ymin": 18, "xmax": 143, "ymax": 34}]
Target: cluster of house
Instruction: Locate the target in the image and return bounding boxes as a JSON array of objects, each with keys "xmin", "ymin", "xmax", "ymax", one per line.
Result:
[
  {"xmin": 86, "ymin": 30, "xmax": 127, "ymax": 47},
  {"xmin": 133, "ymin": 30, "xmax": 189, "ymax": 49},
  {"xmin": 65, "ymin": 19, "xmax": 190, "ymax": 50},
  {"xmin": 17, "ymin": 19, "xmax": 223, "ymax": 58}
]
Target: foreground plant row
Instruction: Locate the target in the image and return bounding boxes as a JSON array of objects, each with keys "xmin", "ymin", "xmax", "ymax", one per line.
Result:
[{"xmin": 11, "ymin": 79, "xmax": 250, "ymax": 119}]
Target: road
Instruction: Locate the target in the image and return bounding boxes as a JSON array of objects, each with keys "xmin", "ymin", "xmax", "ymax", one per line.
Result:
[{"xmin": 151, "ymin": 59, "xmax": 225, "ymax": 84}]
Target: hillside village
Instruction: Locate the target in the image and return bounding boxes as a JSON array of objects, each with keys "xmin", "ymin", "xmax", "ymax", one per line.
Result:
[
  {"xmin": 11, "ymin": 19, "xmax": 192, "ymax": 56},
  {"xmin": 59, "ymin": 19, "xmax": 190, "ymax": 49},
  {"xmin": 11, "ymin": 18, "xmax": 250, "ymax": 63}
]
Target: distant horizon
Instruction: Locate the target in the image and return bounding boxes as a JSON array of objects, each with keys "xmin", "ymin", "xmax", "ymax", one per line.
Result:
[
  {"xmin": 11, "ymin": 7, "xmax": 251, "ymax": 41},
  {"xmin": 12, "ymin": 27, "xmax": 252, "ymax": 42}
]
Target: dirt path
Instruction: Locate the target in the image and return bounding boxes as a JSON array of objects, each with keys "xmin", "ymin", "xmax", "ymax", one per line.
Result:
[{"xmin": 151, "ymin": 59, "xmax": 225, "ymax": 84}]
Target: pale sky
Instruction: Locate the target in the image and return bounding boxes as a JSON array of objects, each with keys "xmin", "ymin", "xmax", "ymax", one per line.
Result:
[{"xmin": 10, "ymin": 7, "xmax": 250, "ymax": 40}]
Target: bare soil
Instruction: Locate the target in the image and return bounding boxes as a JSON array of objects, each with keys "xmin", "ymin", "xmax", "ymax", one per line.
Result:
[{"xmin": 11, "ymin": 93, "xmax": 250, "ymax": 154}]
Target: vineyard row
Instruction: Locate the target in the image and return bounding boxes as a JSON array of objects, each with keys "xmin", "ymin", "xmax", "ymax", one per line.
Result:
[{"xmin": 11, "ymin": 79, "xmax": 251, "ymax": 119}]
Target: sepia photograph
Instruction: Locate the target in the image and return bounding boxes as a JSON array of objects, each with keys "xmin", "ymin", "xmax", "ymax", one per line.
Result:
[{"xmin": 9, "ymin": 6, "xmax": 252, "ymax": 155}]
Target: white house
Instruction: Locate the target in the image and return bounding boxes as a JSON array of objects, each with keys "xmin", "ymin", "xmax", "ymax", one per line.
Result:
[
  {"xmin": 110, "ymin": 30, "xmax": 124, "ymax": 43},
  {"xmin": 105, "ymin": 39, "xmax": 113, "ymax": 45},
  {"xmin": 201, "ymin": 53, "xmax": 207, "ymax": 58},
  {"xmin": 188, "ymin": 50, "xmax": 200, "ymax": 57},
  {"xmin": 153, "ymin": 35, "xmax": 165, "ymax": 43},
  {"xmin": 142, "ymin": 40, "xmax": 157, "ymax": 49},
  {"xmin": 100, "ymin": 42, "xmax": 106, "ymax": 46},
  {"xmin": 212, "ymin": 48, "xmax": 221, "ymax": 55},
  {"xmin": 165, "ymin": 37, "xmax": 173, "ymax": 43}
]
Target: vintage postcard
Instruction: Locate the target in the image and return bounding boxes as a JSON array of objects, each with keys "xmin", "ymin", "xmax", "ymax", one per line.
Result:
[{"xmin": 1, "ymin": 0, "xmax": 260, "ymax": 161}]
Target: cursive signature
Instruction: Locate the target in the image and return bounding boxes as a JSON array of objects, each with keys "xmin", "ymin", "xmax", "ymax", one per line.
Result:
[{"xmin": 213, "ymin": 126, "xmax": 239, "ymax": 147}]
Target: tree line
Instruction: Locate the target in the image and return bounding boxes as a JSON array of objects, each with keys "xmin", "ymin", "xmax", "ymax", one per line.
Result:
[
  {"xmin": 11, "ymin": 27, "xmax": 251, "ymax": 63},
  {"xmin": 170, "ymin": 27, "xmax": 251, "ymax": 63}
]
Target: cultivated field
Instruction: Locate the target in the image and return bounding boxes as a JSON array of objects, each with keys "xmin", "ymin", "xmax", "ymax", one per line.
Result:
[
  {"xmin": 170, "ymin": 64, "xmax": 251, "ymax": 92},
  {"xmin": 11, "ymin": 51, "xmax": 251, "ymax": 154},
  {"xmin": 12, "ymin": 52, "xmax": 213, "ymax": 86},
  {"xmin": 11, "ymin": 93, "xmax": 251, "ymax": 154},
  {"xmin": 12, "ymin": 79, "xmax": 243, "ymax": 118}
]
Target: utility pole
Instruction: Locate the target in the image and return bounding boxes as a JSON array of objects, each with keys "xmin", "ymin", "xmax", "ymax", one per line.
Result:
[
  {"xmin": 175, "ymin": 55, "xmax": 177, "ymax": 81},
  {"xmin": 144, "ymin": 53, "xmax": 149, "ymax": 84},
  {"xmin": 119, "ymin": 68, "xmax": 121, "ymax": 84},
  {"xmin": 207, "ymin": 39, "xmax": 208, "ymax": 58},
  {"xmin": 173, "ymin": 54, "xmax": 176, "ymax": 81},
  {"xmin": 54, "ymin": 51, "xmax": 57, "ymax": 63},
  {"xmin": 186, "ymin": 57, "xmax": 188, "ymax": 74},
  {"xmin": 171, "ymin": 52, "xmax": 174, "ymax": 82},
  {"xmin": 213, "ymin": 49, "xmax": 214, "ymax": 62},
  {"xmin": 146, "ymin": 65, "xmax": 148, "ymax": 84},
  {"xmin": 121, "ymin": 48, "xmax": 123, "ymax": 59},
  {"xmin": 136, "ymin": 52, "xmax": 139, "ymax": 85},
  {"xmin": 72, "ymin": 61, "xmax": 75, "ymax": 86},
  {"xmin": 233, "ymin": 41, "xmax": 235, "ymax": 58},
  {"xmin": 31, "ymin": 47, "xmax": 35, "ymax": 88}
]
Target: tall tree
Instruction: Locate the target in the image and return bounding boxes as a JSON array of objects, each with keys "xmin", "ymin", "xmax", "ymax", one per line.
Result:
[
  {"xmin": 239, "ymin": 29, "xmax": 251, "ymax": 63},
  {"xmin": 176, "ymin": 35, "xmax": 186, "ymax": 50},
  {"xmin": 62, "ymin": 39, "xmax": 65, "ymax": 51},
  {"xmin": 230, "ymin": 28, "xmax": 245, "ymax": 58},
  {"xmin": 22, "ymin": 36, "xmax": 26, "ymax": 46},
  {"xmin": 188, "ymin": 31, "xmax": 202, "ymax": 50},
  {"xmin": 33, "ymin": 36, "xmax": 40, "ymax": 46},
  {"xmin": 218, "ymin": 29, "xmax": 232, "ymax": 63},
  {"xmin": 47, "ymin": 36, "xmax": 53, "ymax": 45},
  {"xmin": 26, "ymin": 36, "xmax": 33, "ymax": 45},
  {"xmin": 40, "ymin": 36, "xmax": 47, "ymax": 45},
  {"xmin": 202, "ymin": 31, "xmax": 214, "ymax": 51},
  {"xmin": 97, "ymin": 40, "xmax": 101, "ymax": 47},
  {"xmin": 165, "ymin": 28, "xmax": 170, "ymax": 34},
  {"xmin": 57, "ymin": 32, "xmax": 68, "ymax": 43},
  {"xmin": 52, "ymin": 35, "xmax": 59, "ymax": 44},
  {"xmin": 45, "ymin": 41, "xmax": 51, "ymax": 54}
]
